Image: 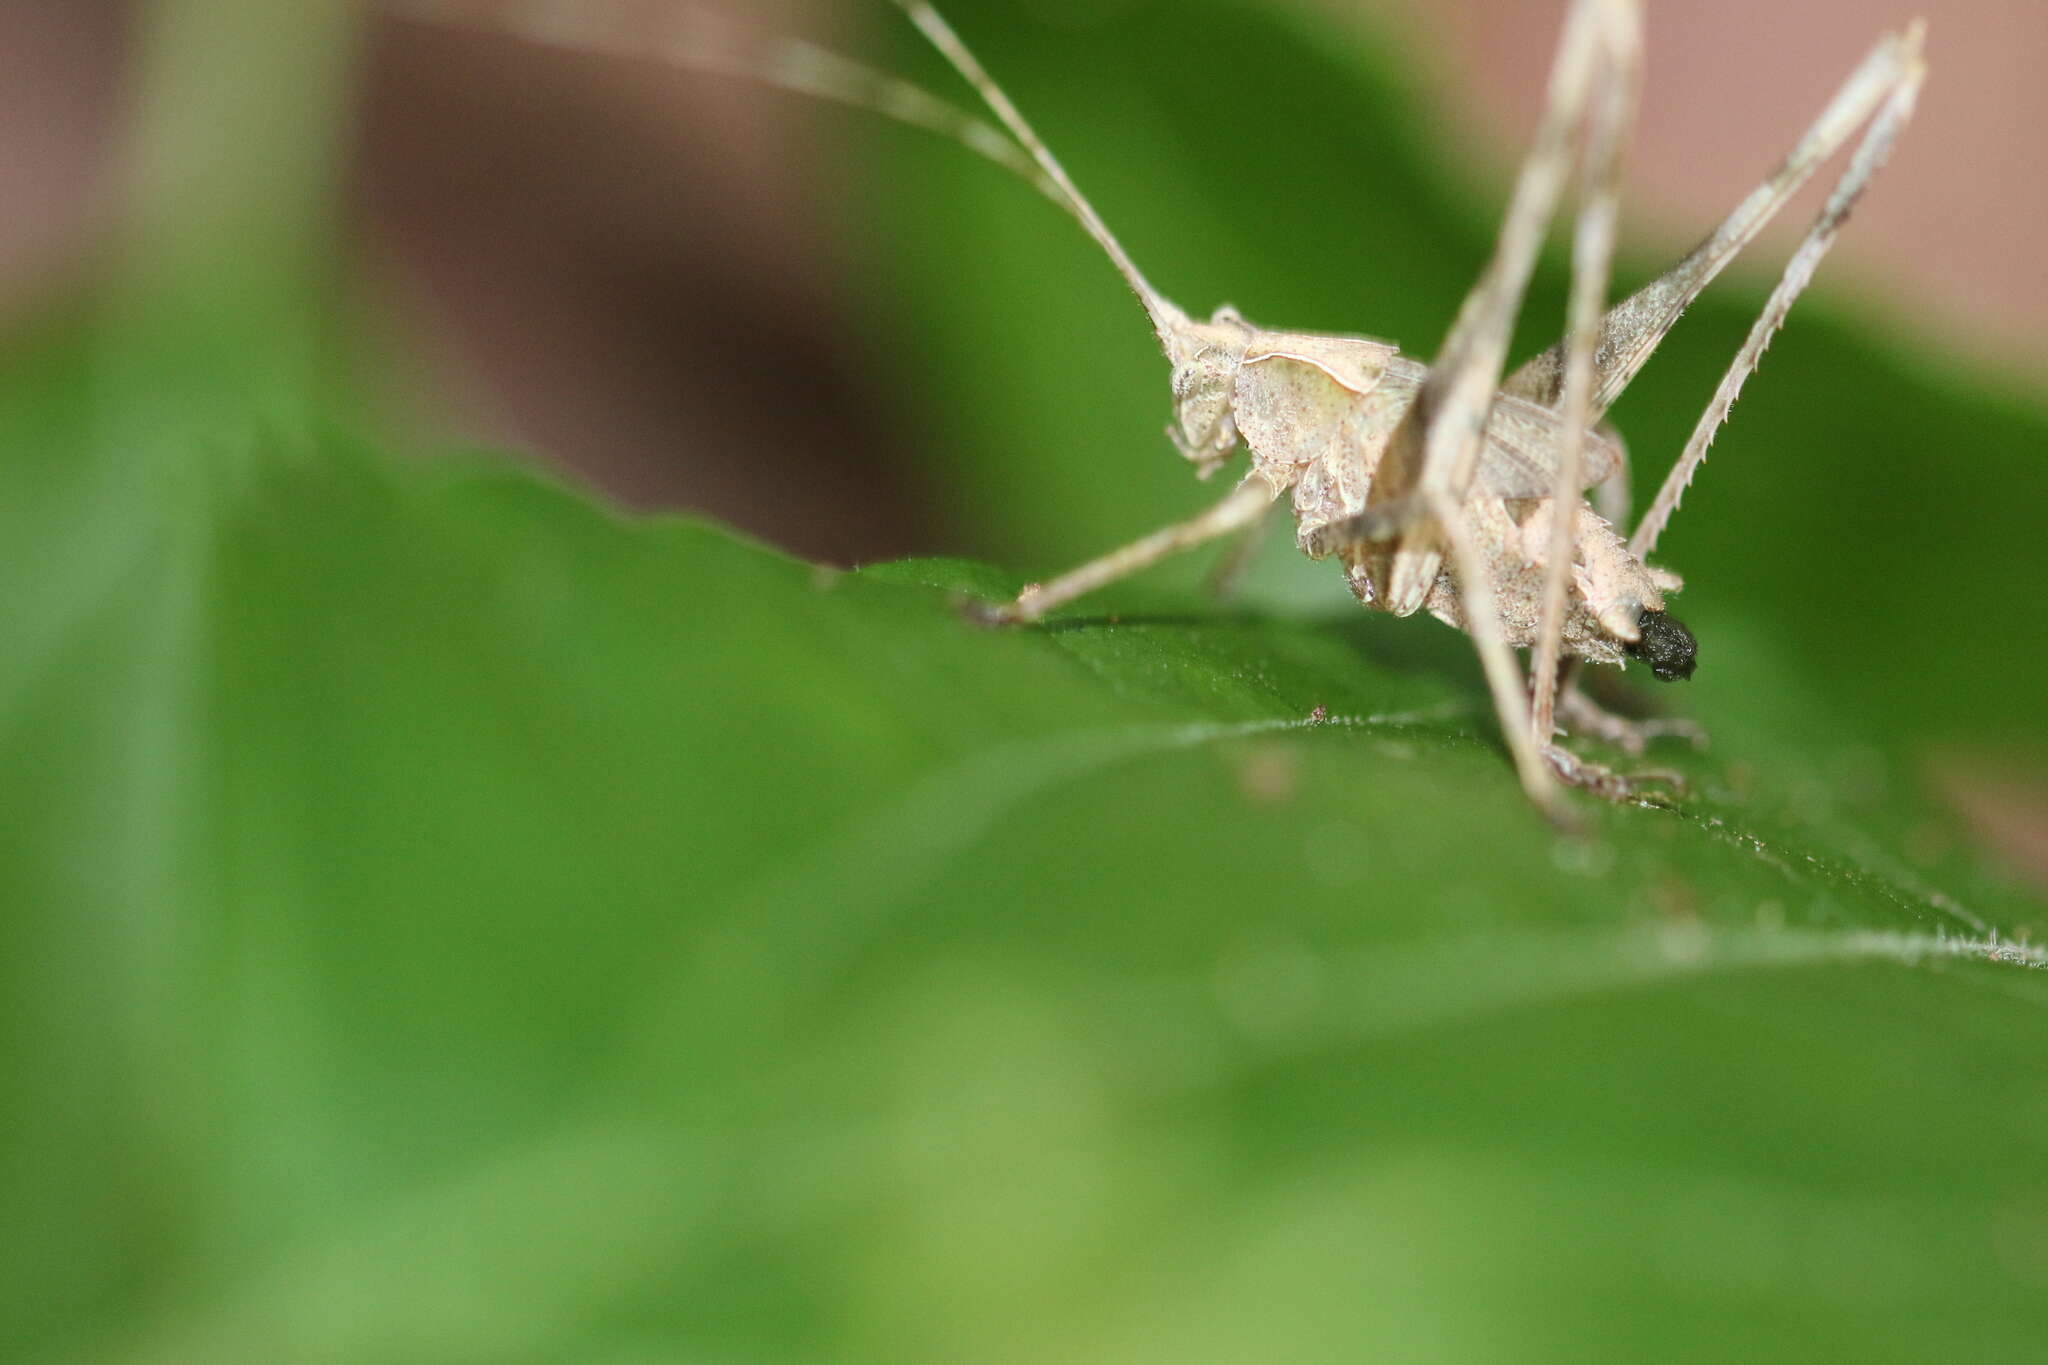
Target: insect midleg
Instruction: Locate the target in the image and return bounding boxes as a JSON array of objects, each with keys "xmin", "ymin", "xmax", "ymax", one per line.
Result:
[
  {"xmin": 1427, "ymin": 487, "xmax": 1564, "ymax": 814},
  {"xmin": 971, "ymin": 478, "xmax": 1278, "ymax": 625},
  {"xmin": 1530, "ymin": 0, "xmax": 1641, "ymax": 746},
  {"xmin": 1630, "ymin": 28, "xmax": 1925, "ymax": 558}
]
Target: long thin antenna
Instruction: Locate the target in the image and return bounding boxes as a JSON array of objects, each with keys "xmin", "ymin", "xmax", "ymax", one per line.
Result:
[
  {"xmin": 890, "ymin": 2, "xmax": 1186, "ymax": 344},
  {"xmin": 389, "ymin": 1, "xmax": 1187, "ymax": 344},
  {"xmin": 388, "ymin": 2, "xmax": 1049, "ymax": 185}
]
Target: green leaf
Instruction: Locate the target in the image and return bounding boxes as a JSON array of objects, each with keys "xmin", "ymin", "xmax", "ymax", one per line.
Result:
[{"xmin": 6, "ymin": 2, "xmax": 2048, "ymax": 1361}]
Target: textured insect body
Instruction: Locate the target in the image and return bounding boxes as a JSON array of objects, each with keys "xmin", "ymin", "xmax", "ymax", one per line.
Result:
[{"xmin": 1160, "ymin": 307, "xmax": 1675, "ymax": 667}]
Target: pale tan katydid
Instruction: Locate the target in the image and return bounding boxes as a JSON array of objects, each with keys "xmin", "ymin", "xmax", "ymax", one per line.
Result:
[{"xmin": 392, "ymin": 0, "xmax": 1926, "ymax": 820}]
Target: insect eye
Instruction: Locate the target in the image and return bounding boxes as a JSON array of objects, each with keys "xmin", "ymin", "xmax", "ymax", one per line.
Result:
[{"xmin": 1625, "ymin": 609, "xmax": 1697, "ymax": 682}]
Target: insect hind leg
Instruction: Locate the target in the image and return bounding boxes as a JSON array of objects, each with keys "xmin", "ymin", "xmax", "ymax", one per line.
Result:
[{"xmin": 1629, "ymin": 24, "xmax": 1926, "ymax": 558}]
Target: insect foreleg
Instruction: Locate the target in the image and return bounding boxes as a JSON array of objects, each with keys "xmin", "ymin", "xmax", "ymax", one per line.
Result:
[{"xmin": 970, "ymin": 477, "xmax": 1278, "ymax": 625}]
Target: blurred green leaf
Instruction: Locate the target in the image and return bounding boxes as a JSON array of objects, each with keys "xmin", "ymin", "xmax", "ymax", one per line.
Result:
[
  {"xmin": 6, "ymin": 2, "xmax": 2048, "ymax": 1362},
  {"xmin": 6, "ymin": 417, "xmax": 2045, "ymax": 1360}
]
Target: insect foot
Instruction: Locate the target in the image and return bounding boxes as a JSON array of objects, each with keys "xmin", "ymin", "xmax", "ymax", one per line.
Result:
[
  {"xmin": 955, "ymin": 585, "xmax": 1044, "ymax": 628},
  {"xmin": 1542, "ymin": 744, "xmax": 1687, "ymax": 803},
  {"xmin": 1556, "ymin": 689, "xmax": 1708, "ymax": 758}
]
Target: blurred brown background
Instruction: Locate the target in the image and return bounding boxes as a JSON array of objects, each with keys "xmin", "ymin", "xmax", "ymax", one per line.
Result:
[
  {"xmin": 1, "ymin": 0, "xmax": 2040, "ymax": 563},
  {"xmin": 1374, "ymin": 0, "xmax": 2048, "ymax": 389}
]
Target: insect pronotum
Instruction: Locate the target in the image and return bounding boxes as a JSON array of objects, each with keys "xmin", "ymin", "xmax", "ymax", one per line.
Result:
[{"xmin": 394, "ymin": 0, "xmax": 1926, "ymax": 821}]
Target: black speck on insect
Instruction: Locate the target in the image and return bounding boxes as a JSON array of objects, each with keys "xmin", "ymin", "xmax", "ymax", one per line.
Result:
[{"xmin": 1626, "ymin": 609, "xmax": 1697, "ymax": 682}]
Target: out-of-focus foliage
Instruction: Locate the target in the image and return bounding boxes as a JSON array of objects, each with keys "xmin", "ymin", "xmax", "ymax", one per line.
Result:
[{"xmin": 4, "ymin": 2, "xmax": 2047, "ymax": 1361}]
